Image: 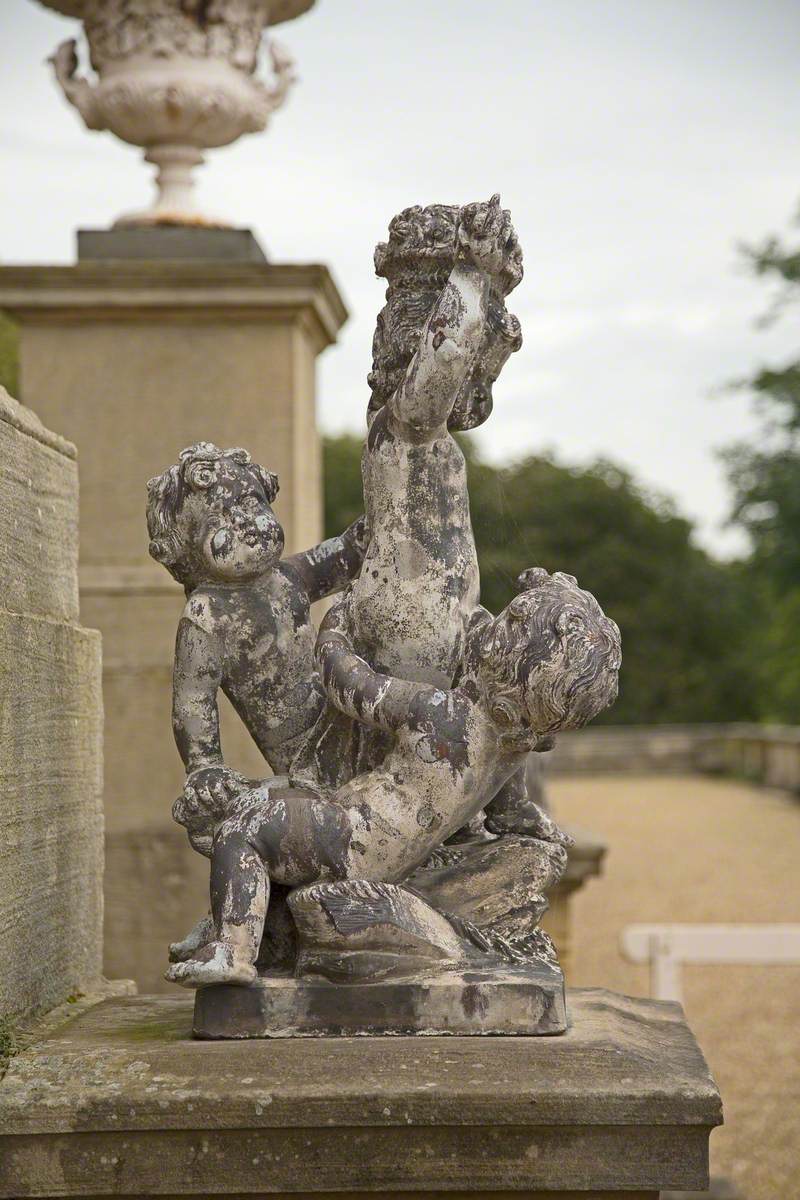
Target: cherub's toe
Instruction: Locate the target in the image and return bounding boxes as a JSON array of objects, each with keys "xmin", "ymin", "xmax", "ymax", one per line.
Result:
[
  {"xmin": 164, "ymin": 943, "xmax": 257, "ymax": 989},
  {"xmin": 164, "ymin": 961, "xmax": 196, "ymax": 988}
]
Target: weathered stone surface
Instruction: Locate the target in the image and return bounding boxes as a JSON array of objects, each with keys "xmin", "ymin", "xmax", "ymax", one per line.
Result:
[
  {"xmin": 0, "ymin": 610, "xmax": 103, "ymax": 1020},
  {"xmin": 193, "ymin": 963, "xmax": 566, "ymax": 1038},
  {"xmin": 103, "ymin": 825, "xmax": 209, "ymax": 993},
  {"xmin": 0, "ymin": 389, "xmax": 104, "ymax": 1021},
  {"xmin": 664, "ymin": 1183, "xmax": 741, "ymax": 1200},
  {"xmin": 0, "ymin": 387, "xmax": 78, "ymax": 622},
  {"xmin": 0, "ymin": 989, "xmax": 721, "ymax": 1196},
  {"xmin": 154, "ymin": 201, "xmax": 620, "ymax": 1005},
  {"xmin": 410, "ymin": 835, "xmax": 562, "ymax": 931}
]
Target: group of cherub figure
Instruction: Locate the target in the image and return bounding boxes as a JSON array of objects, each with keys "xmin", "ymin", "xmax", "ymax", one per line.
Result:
[{"xmin": 146, "ymin": 195, "xmax": 622, "ymax": 990}]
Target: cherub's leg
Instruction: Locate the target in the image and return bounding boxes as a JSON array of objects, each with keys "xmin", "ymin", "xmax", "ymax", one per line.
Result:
[{"xmin": 165, "ymin": 818, "xmax": 268, "ymax": 988}]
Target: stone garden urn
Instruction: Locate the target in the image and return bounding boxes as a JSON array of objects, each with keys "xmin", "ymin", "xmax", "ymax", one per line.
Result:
[{"xmin": 35, "ymin": 1, "xmax": 315, "ymax": 226}]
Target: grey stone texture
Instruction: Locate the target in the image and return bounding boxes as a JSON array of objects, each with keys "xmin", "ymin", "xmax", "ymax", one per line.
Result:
[
  {"xmin": 0, "ymin": 988, "xmax": 721, "ymax": 1197},
  {"xmin": 0, "ymin": 389, "xmax": 78, "ymax": 622},
  {"xmin": 193, "ymin": 962, "xmax": 566, "ymax": 1038},
  {"xmin": 77, "ymin": 226, "xmax": 267, "ymax": 263},
  {"xmin": 0, "ymin": 387, "xmax": 103, "ymax": 1020},
  {"xmin": 149, "ymin": 202, "xmax": 621, "ymax": 1015}
]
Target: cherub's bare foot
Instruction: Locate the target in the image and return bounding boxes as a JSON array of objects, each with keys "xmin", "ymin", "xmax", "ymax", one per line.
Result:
[
  {"xmin": 164, "ymin": 940, "xmax": 257, "ymax": 988},
  {"xmin": 169, "ymin": 913, "xmax": 214, "ymax": 963}
]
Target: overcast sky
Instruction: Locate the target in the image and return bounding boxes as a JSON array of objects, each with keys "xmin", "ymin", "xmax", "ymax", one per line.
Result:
[{"xmin": 3, "ymin": 0, "xmax": 799, "ymax": 555}]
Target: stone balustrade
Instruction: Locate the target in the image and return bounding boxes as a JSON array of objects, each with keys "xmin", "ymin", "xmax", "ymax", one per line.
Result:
[{"xmin": 548, "ymin": 722, "xmax": 800, "ymax": 792}]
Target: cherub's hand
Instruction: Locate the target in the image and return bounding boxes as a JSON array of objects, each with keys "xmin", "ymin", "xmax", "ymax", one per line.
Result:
[
  {"xmin": 485, "ymin": 799, "xmax": 573, "ymax": 848},
  {"xmin": 457, "ymin": 194, "xmax": 522, "ymax": 292},
  {"xmin": 173, "ymin": 765, "xmax": 251, "ymax": 828},
  {"xmin": 343, "ymin": 513, "xmax": 370, "ymax": 559}
]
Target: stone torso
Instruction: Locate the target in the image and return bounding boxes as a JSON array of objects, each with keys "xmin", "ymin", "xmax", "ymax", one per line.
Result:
[
  {"xmin": 197, "ymin": 566, "xmax": 326, "ymax": 769},
  {"xmin": 351, "ymin": 410, "xmax": 479, "ymax": 688},
  {"xmin": 336, "ymin": 691, "xmax": 520, "ymax": 883}
]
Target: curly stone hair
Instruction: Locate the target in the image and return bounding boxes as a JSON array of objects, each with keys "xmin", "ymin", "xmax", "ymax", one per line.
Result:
[
  {"xmin": 146, "ymin": 441, "xmax": 279, "ymax": 585},
  {"xmin": 367, "ymin": 202, "xmax": 523, "ymax": 425},
  {"xmin": 479, "ymin": 568, "xmax": 622, "ymax": 737}
]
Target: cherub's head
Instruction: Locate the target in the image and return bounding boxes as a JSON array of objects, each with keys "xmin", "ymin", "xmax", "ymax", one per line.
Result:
[
  {"xmin": 368, "ymin": 202, "xmax": 522, "ymax": 430},
  {"xmin": 476, "ymin": 568, "xmax": 621, "ymax": 744},
  {"xmin": 147, "ymin": 442, "xmax": 283, "ymax": 589}
]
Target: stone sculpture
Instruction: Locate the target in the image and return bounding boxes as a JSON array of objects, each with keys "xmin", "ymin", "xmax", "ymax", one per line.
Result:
[
  {"xmin": 146, "ymin": 442, "xmax": 368, "ymax": 805},
  {"xmin": 147, "ymin": 196, "xmax": 622, "ymax": 1036},
  {"xmin": 36, "ymin": 0, "xmax": 314, "ymax": 226}
]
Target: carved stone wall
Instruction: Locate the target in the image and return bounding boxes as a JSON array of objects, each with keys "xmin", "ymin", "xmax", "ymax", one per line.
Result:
[{"xmin": 0, "ymin": 388, "xmax": 103, "ymax": 1020}]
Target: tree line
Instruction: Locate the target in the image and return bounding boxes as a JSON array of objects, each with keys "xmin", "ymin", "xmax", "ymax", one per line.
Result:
[{"xmin": 324, "ymin": 433, "xmax": 760, "ymax": 726}]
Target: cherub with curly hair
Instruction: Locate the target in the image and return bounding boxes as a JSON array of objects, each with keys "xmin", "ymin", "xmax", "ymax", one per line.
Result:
[
  {"xmin": 166, "ymin": 568, "xmax": 621, "ymax": 987},
  {"xmin": 147, "ymin": 441, "xmax": 368, "ymax": 838}
]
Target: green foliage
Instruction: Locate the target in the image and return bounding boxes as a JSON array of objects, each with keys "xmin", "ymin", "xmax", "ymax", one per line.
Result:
[
  {"xmin": 722, "ymin": 441, "xmax": 800, "ymax": 591},
  {"xmin": 0, "ymin": 312, "xmax": 19, "ymax": 397},
  {"xmin": 323, "ymin": 434, "xmax": 759, "ymax": 725},
  {"xmin": 721, "ymin": 207, "xmax": 800, "ymax": 720},
  {"xmin": 323, "ymin": 433, "xmax": 366, "ymax": 537}
]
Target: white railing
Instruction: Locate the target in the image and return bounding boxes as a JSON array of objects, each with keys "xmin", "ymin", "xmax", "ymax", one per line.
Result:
[{"xmin": 620, "ymin": 923, "xmax": 800, "ymax": 1002}]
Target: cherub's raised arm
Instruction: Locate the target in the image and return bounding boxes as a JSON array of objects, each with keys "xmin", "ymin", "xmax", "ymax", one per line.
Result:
[
  {"xmin": 389, "ymin": 262, "xmax": 489, "ymax": 432},
  {"xmin": 283, "ymin": 515, "xmax": 368, "ymax": 604},
  {"xmin": 172, "ymin": 616, "xmax": 225, "ymax": 772},
  {"xmin": 389, "ymin": 195, "xmax": 519, "ymax": 434},
  {"xmin": 315, "ymin": 596, "xmax": 425, "ymax": 732}
]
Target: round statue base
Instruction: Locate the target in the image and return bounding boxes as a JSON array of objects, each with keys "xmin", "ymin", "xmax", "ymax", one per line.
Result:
[{"xmin": 192, "ymin": 964, "xmax": 567, "ymax": 1039}]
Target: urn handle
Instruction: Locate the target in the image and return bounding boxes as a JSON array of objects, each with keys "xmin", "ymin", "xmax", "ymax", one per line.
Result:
[
  {"xmin": 49, "ymin": 38, "xmax": 105, "ymax": 132},
  {"xmin": 247, "ymin": 38, "xmax": 297, "ymax": 130}
]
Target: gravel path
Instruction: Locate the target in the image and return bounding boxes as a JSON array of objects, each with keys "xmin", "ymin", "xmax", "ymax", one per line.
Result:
[{"xmin": 550, "ymin": 773, "xmax": 800, "ymax": 1200}]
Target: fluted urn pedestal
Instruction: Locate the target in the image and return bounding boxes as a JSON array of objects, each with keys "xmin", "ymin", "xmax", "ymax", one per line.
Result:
[{"xmin": 35, "ymin": 0, "xmax": 315, "ymax": 226}]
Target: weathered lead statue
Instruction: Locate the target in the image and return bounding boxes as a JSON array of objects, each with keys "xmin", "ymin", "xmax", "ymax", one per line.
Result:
[
  {"xmin": 147, "ymin": 196, "xmax": 621, "ymax": 1036},
  {"xmin": 146, "ymin": 442, "xmax": 368, "ymax": 803}
]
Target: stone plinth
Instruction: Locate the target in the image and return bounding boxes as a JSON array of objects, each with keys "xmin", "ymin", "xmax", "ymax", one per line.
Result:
[
  {"xmin": 0, "ymin": 388, "xmax": 103, "ymax": 1020},
  {"xmin": 541, "ymin": 827, "xmax": 606, "ymax": 978},
  {"xmin": 193, "ymin": 963, "xmax": 567, "ymax": 1039},
  {"xmin": 0, "ymin": 259, "xmax": 347, "ymax": 994},
  {"xmin": 0, "ymin": 988, "xmax": 721, "ymax": 1198}
]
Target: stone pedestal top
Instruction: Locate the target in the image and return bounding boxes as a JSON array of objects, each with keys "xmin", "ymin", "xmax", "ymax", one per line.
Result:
[
  {"xmin": 0, "ymin": 260, "xmax": 347, "ymax": 351},
  {"xmin": 0, "ymin": 988, "xmax": 721, "ymax": 1198},
  {"xmin": 77, "ymin": 227, "xmax": 268, "ymax": 263},
  {"xmin": 559, "ymin": 825, "xmax": 606, "ymax": 893}
]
